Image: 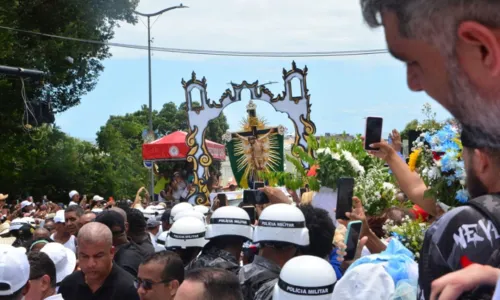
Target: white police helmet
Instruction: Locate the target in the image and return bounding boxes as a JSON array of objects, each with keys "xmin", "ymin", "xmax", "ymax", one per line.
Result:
[
  {"xmin": 166, "ymin": 217, "xmax": 207, "ymax": 249},
  {"xmin": 156, "ymin": 231, "xmax": 168, "ymax": 248},
  {"xmin": 206, "ymin": 206, "xmax": 253, "ymax": 240},
  {"xmin": 272, "ymin": 255, "xmax": 336, "ymax": 300},
  {"xmin": 173, "ymin": 210, "xmax": 206, "ymax": 223},
  {"xmin": 170, "ymin": 202, "xmax": 194, "ymax": 223},
  {"xmin": 253, "ymin": 203, "xmax": 309, "ymax": 246},
  {"xmin": 194, "ymin": 205, "xmax": 210, "ymax": 216}
]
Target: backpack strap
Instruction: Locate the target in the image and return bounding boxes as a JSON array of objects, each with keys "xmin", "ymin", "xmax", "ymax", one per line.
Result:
[{"xmin": 466, "ymin": 194, "xmax": 500, "ymax": 234}]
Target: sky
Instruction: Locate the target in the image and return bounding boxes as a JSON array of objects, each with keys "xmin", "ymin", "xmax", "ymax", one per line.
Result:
[{"xmin": 56, "ymin": 0, "xmax": 451, "ymax": 142}]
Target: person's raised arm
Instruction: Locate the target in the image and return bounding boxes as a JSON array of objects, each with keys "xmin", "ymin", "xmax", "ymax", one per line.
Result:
[{"xmin": 370, "ymin": 141, "xmax": 437, "ymax": 216}]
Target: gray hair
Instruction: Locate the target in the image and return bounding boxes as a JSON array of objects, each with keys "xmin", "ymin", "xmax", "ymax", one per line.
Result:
[
  {"xmin": 360, "ymin": 0, "xmax": 500, "ymax": 54},
  {"xmin": 77, "ymin": 222, "xmax": 112, "ymax": 246}
]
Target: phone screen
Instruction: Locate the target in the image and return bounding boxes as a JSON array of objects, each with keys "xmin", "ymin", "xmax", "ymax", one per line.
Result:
[
  {"xmin": 336, "ymin": 178, "xmax": 354, "ymax": 220},
  {"xmin": 242, "ymin": 206, "xmax": 256, "ymax": 224},
  {"xmin": 253, "ymin": 182, "xmax": 265, "ymax": 189},
  {"xmin": 243, "ymin": 190, "xmax": 256, "ymax": 205},
  {"xmin": 345, "ymin": 221, "xmax": 362, "ymax": 260},
  {"xmin": 365, "ymin": 117, "xmax": 383, "ymax": 150}
]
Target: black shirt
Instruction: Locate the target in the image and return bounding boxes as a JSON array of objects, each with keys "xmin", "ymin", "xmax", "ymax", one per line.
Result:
[
  {"xmin": 114, "ymin": 241, "xmax": 144, "ymax": 277},
  {"xmin": 59, "ymin": 264, "xmax": 139, "ymax": 300}
]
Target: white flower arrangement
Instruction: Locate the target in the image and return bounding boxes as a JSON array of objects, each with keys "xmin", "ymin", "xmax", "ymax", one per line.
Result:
[
  {"xmin": 354, "ymin": 167, "xmax": 398, "ymax": 216},
  {"xmin": 383, "ymin": 215, "xmax": 429, "ymax": 261}
]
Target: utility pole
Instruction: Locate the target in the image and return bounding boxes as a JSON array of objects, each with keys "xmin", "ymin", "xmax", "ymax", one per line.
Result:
[{"xmin": 134, "ymin": 4, "xmax": 188, "ymax": 199}]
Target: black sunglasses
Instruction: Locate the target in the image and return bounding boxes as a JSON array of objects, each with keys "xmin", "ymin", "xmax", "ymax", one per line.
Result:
[{"xmin": 134, "ymin": 278, "xmax": 172, "ymax": 290}]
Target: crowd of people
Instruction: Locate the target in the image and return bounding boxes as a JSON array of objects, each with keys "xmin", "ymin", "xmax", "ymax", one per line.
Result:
[{"xmin": 2, "ymin": 0, "xmax": 500, "ymax": 299}]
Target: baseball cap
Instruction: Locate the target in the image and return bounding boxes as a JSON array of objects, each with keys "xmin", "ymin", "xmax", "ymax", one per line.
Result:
[
  {"xmin": 20, "ymin": 200, "xmax": 32, "ymax": 209},
  {"xmin": 41, "ymin": 243, "xmax": 77, "ymax": 284},
  {"xmin": 54, "ymin": 210, "xmax": 65, "ymax": 224},
  {"xmin": 0, "ymin": 245, "xmax": 30, "ymax": 295},
  {"xmin": 68, "ymin": 190, "xmax": 79, "ymax": 199},
  {"xmin": 147, "ymin": 218, "xmax": 161, "ymax": 229},
  {"xmin": 92, "ymin": 195, "xmax": 104, "ymax": 202}
]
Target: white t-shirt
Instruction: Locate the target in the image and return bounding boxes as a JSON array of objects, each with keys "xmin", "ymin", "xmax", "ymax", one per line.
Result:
[
  {"xmin": 45, "ymin": 294, "xmax": 64, "ymax": 300},
  {"xmin": 68, "ymin": 201, "xmax": 78, "ymax": 207},
  {"xmin": 50, "ymin": 233, "xmax": 77, "ymax": 253}
]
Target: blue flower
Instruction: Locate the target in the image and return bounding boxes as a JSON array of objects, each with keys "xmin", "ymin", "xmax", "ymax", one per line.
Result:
[
  {"xmin": 440, "ymin": 153, "xmax": 455, "ymax": 172},
  {"xmin": 456, "ymin": 189, "xmax": 469, "ymax": 203}
]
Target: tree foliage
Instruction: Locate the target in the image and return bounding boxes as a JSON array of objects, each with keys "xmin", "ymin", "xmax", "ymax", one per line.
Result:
[
  {"xmin": 0, "ymin": 0, "xmax": 138, "ymax": 133},
  {"xmin": 0, "ymin": 102, "xmax": 229, "ymax": 203}
]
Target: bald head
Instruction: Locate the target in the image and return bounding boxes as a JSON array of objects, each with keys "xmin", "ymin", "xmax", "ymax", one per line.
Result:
[
  {"xmin": 33, "ymin": 227, "xmax": 50, "ymax": 240},
  {"xmin": 77, "ymin": 222, "xmax": 112, "ymax": 247},
  {"xmin": 110, "ymin": 207, "xmax": 127, "ymax": 222}
]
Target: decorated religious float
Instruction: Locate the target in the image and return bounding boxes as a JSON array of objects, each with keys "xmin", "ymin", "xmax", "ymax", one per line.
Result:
[{"xmin": 181, "ymin": 62, "xmax": 316, "ymax": 206}]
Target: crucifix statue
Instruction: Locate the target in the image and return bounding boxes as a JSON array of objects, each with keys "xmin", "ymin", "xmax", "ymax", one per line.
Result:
[{"xmin": 231, "ymin": 100, "xmax": 276, "ymax": 179}]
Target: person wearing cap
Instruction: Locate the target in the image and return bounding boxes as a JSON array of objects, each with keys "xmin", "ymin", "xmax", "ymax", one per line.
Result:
[
  {"xmin": 127, "ymin": 208, "xmax": 155, "ymax": 257},
  {"xmin": 238, "ymin": 203, "xmax": 309, "ymax": 300},
  {"xmin": 50, "ymin": 210, "xmax": 76, "ymax": 254},
  {"xmin": 146, "ymin": 218, "xmax": 163, "ymax": 252},
  {"xmin": 0, "ymin": 245, "xmax": 31, "ymax": 299},
  {"xmin": 186, "ymin": 206, "xmax": 253, "ymax": 274},
  {"xmin": 166, "ymin": 217, "xmax": 207, "ymax": 266},
  {"xmin": 68, "ymin": 191, "xmax": 80, "ymax": 207},
  {"xmin": 25, "ymin": 251, "xmax": 63, "ymax": 300},
  {"xmin": 59, "ymin": 222, "xmax": 139, "ymax": 300},
  {"xmin": 10, "ymin": 221, "xmax": 35, "ymax": 248},
  {"xmin": 20, "ymin": 200, "xmax": 35, "ymax": 215},
  {"xmin": 267, "ymin": 255, "xmax": 337, "ymax": 300},
  {"xmin": 41, "ymin": 242, "xmax": 77, "ymax": 289},
  {"xmin": 95, "ymin": 210, "xmax": 144, "ymax": 277}
]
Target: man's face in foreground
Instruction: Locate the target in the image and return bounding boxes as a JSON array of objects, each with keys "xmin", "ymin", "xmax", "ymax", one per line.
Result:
[{"xmin": 381, "ymin": 11, "xmax": 500, "ymax": 138}]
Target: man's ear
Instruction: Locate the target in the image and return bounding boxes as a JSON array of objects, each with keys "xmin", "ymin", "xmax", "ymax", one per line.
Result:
[
  {"xmin": 110, "ymin": 245, "xmax": 116, "ymax": 259},
  {"xmin": 41, "ymin": 274, "xmax": 52, "ymax": 290},
  {"xmin": 458, "ymin": 21, "xmax": 500, "ymax": 76},
  {"xmin": 473, "ymin": 149, "xmax": 490, "ymax": 176},
  {"xmin": 170, "ymin": 280, "xmax": 180, "ymax": 296},
  {"xmin": 22, "ymin": 281, "xmax": 31, "ymax": 296}
]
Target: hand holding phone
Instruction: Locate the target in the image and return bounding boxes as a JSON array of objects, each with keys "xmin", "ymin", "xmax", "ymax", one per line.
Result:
[
  {"xmin": 336, "ymin": 178, "xmax": 354, "ymax": 221},
  {"xmin": 344, "ymin": 220, "xmax": 363, "ymax": 260},
  {"xmin": 364, "ymin": 117, "xmax": 383, "ymax": 150},
  {"xmin": 243, "ymin": 190, "xmax": 269, "ymax": 205}
]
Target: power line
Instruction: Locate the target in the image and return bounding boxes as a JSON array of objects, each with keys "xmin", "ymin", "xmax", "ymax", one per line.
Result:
[{"xmin": 0, "ymin": 25, "xmax": 389, "ymax": 58}]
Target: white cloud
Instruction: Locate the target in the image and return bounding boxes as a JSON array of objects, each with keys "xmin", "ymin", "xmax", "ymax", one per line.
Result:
[{"xmin": 110, "ymin": 0, "xmax": 388, "ymax": 61}]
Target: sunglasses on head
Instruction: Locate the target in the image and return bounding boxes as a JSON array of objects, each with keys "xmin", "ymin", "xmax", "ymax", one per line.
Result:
[{"xmin": 134, "ymin": 278, "xmax": 172, "ymax": 290}]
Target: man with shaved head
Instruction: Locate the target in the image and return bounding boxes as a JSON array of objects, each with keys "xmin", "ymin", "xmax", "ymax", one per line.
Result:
[
  {"xmin": 58, "ymin": 222, "xmax": 139, "ymax": 300},
  {"xmin": 33, "ymin": 227, "xmax": 50, "ymax": 240}
]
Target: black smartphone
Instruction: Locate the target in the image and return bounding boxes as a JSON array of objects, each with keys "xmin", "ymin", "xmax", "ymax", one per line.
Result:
[
  {"xmin": 243, "ymin": 190, "xmax": 269, "ymax": 205},
  {"xmin": 253, "ymin": 182, "xmax": 265, "ymax": 189},
  {"xmin": 217, "ymin": 193, "xmax": 228, "ymax": 207},
  {"xmin": 336, "ymin": 178, "xmax": 355, "ymax": 220},
  {"xmin": 242, "ymin": 206, "xmax": 256, "ymax": 224},
  {"xmin": 364, "ymin": 117, "xmax": 383, "ymax": 150},
  {"xmin": 344, "ymin": 221, "xmax": 363, "ymax": 260}
]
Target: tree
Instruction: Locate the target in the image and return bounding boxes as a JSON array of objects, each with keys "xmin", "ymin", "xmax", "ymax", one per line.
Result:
[
  {"xmin": 96, "ymin": 101, "xmax": 229, "ymax": 183},
  {"xmin": 0, "ymin": 0, "xmax": 138, "ymax": 134}
]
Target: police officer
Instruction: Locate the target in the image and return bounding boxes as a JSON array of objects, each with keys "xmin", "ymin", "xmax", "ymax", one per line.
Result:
[
  {"xmin": 239, "ymin": 203, "xmax": 309, "ymax": 300},
  {"xmin": 266, "ymin": 255, "xmax": 337, "ymax": 300},
  {"xmin": 186, "ymin": 206, "xmax": 253, "ymax": 274},
  {"xmin": 166, "ymin": 216, "xmax": 207, "ymax": 266}
]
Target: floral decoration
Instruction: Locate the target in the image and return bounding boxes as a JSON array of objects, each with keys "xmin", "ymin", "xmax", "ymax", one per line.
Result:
[{"xmin": 383, "ymin": 215, "xmax": 429, "ymax": 261}]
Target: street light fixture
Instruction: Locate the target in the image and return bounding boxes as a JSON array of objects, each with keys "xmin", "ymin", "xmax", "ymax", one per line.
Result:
[{"xmin": 135, "ymin": 4, "xmax": 189, "ymax": 198}]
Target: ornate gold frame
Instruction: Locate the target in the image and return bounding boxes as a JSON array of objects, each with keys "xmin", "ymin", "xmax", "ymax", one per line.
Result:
[{"xmin": 181, "ymin": 62, "xmax": 316, "ymax": 205}]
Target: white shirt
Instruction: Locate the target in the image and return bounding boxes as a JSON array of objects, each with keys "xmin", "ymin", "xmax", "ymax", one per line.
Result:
[
  {"xmin": 45, "ymin": 294, "xmax": 64, "ymax": 300},
  {"xmin": 50, "ymin": 233, "xmax": 77, "ymax": 253},
  {"xmin": 68, "ymin": 201, "xmax": 78, "ymax": 207}
]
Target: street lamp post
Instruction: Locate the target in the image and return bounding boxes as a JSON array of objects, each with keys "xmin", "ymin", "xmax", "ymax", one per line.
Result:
[{"xmin": 135, "ymin": 4, "xmax": 188, "ymax": 199}]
